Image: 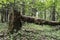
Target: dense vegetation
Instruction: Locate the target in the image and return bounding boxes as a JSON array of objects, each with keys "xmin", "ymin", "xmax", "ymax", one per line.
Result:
[{"xmin": 0, "ymin": 0, "xmax": 60, "ymax": 40}]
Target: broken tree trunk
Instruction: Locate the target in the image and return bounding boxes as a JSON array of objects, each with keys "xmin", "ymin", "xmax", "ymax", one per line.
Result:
[
  {"xmin": 8, "ymin": 9, "xmax": 22, "ymax": 34},
  {"xmin": 8, "ymin": 9, "xmax": 60, "ymax": 34},
  {"xmin": 21, "ymin": 15, "xmax": 60, "ymax": 26}
]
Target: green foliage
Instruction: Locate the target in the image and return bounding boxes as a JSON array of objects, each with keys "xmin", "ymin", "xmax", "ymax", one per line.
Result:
[
  {"xmin": 0, "ymin": 0, "xmax": 60, "ymax": 40},
  {"xmin": 0, "ymin": 23, "xmax": 60, "ymax": 40}
]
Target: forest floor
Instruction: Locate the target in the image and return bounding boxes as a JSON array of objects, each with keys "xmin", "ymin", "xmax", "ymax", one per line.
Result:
[{"xmin": 0, "ymin": 23, "xmax": 60, "ymax": 40}]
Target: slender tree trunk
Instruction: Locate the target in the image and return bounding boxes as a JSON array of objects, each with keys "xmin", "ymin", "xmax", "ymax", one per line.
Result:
[
  {"xmin": 51, "ymin": 0, "xmax": 56, "ymax": 21},
  {"xmin": 22, "ymin": 2, "xmax": 25, "ymax": 15},
  {"xmin": 44, "ymin": 10, "xmax": 46, "ymax": 19},
  {"xmin": 14, "ymin": 0, "xmax": 16, "ymax": 6},
  {"xmin": 51, "ymin": 5, "xmax": 56, "ymax": 21},
  {"xmin": 1, "ymin": 4, "xmax": 4, "ymax": 23},
  {"xmin": 5, "ymin": 0, "xmax": 9, "ymax": 22},
  {"xmin": 32, "ymin": 8, "xmax": 37, "ymax": 17},
  {"xmin": 5, "ymin": 9, "xmax": 8, "ymax": 22},
  {"xmin": 1, "ymin": 12, "xmax": 3, "ymax": 23},
  {"xmin": 31, "ymin": 0, "xmax": 37, "ymax": 17}
]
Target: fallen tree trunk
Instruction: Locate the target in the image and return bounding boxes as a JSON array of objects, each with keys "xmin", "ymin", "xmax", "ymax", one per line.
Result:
[
  {"xmin": 8, "ymin": 9, "xmax": 60, "ymax": 34},
  {"xmin": 21, "ymin": 15, "xmax": 60, "ymax": 26}
]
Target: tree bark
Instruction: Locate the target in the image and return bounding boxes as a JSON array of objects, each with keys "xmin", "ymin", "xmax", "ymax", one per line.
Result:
[
  {"xmin": 51, "ymin": 0, "xmax": 56, "ymax": 21},
  {"xmin": 1, "ymin": 13, "xmax": 4, "ymax": 23},
  {"xmin": 21, "ymin": 15, "xmax": 60, "ymax": 26},
  {"xmin": 4, "ymin": 9, "xmax": 8, "ymax": 22},
  {"xmin": 8, "ymin": 9, "xmax": 22, "ymax": 34}
]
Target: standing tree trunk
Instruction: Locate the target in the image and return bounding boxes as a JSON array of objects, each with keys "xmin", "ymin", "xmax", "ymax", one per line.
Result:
[
  {"xmin": 1, "ymin": 1, "xmax": 5, "ymax": 23},
  {"xmin": 22, "ymin": 2, "xmax": 25, "ymax": 15},
  {"xmin": 51, "ymin": 0, "xmax": 56, "ymax": 21},
  {"xmin": 4, "ymin": 0, "xmax": 9, "ymax": 22},
  {"xmin": 20, "ymin": 1, "xmax": 25, "ymax": 15},
  {"xmin": 31, "ymin": 0, "xmax": 37, "ymax": 17},
  {"xmin": 4, "ymin": 8, "xmax": 8, "ymax": 22},
  {"xmin": 1, "ymin": 12, "xmax": 4, "ymax": 23},
  {"xmin": 31, "ymin": 8, "xmax": 37, "ymax": 17},
  {"xmin": 44, "ymin": 10, "xmax": 46, "ymax": 19},
  {"xmin": 51, "ymin": 5, "xmax": 56, "ymax": 21}
]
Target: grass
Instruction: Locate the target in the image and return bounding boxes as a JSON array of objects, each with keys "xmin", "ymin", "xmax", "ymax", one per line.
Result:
[
  {"xmin": 0, "ymin": 22, "xmax": 60, "ymax": 40},
  {"xmin": 21, "ymin": 23, "xmax": 60, "ymax": 40},
  {"xmin": 0, "ymin": 23, "xmax": 8, "ymax": 32}
]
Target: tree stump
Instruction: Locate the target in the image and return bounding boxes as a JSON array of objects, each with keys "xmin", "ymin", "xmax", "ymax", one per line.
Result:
[{"xmin": 8, "ymin": 9, "xmax": 22, "ymax": 34}]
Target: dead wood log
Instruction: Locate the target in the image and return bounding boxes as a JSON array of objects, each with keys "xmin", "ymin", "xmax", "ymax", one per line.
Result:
[
  {"xmin": 8, "ymin": 9, "xmax": 60, "ymax": 34},
  {"xmin": 21, "ymin": 15, "xmax": 60, "ymax": 26}
]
